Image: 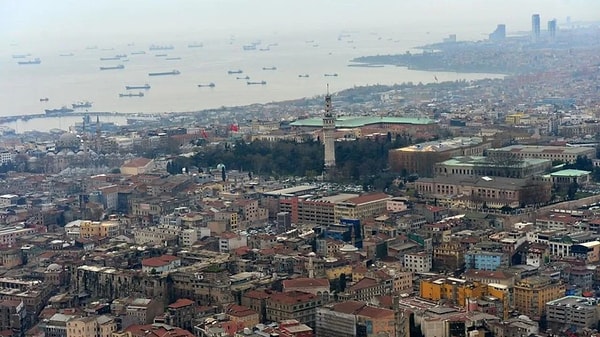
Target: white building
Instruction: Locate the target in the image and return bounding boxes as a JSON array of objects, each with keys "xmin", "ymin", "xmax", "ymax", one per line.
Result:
[{"xmin": 403, "ymin": 251, "xmax": 432, "ymax": 273}]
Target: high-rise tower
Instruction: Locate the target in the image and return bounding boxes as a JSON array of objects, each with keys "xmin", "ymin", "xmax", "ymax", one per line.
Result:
[
  {"xmin": 323, "ymin": 85, "xmax": 336, "ymax": 169},
  {"xmin": 548, "ymin": 19, "xmax": 557, "ymax": 40},
  {"xmin": 532, "ymin": 14, "xmax": 541, "ymax": 41}
]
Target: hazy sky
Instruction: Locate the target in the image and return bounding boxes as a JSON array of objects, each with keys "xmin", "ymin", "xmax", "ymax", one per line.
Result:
[{"xmin": 1, "ymin": 0, "xmax": 599, "ymax": 44}]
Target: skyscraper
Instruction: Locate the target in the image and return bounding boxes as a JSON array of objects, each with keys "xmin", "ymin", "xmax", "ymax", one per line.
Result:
[
  {"xmin": 548, "ymin": 19, "xmax": 557, "ymax": 40},
  {"xmin": 323, "ymin": 85, "xmax": 336, "ymax": 170},
  {"xmin": 532, "ymin": 14, "xmax": 541, "ymax": 41},
  {"xmin": 489, "ymin": 24, "xmax": 506, "ymax": 41}
]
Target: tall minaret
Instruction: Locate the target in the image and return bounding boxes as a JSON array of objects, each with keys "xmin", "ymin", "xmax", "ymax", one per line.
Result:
[{"xmin": 323, "ymin": 85, "xmax": 336, "ymax": 169}]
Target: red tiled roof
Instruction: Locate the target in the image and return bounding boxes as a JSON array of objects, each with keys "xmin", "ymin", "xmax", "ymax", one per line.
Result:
[
  {"xmin": 282, "ymin": 278, "xmax": 330, "ymax": 289},
  {"xmin": 121, "ymin": 158, "xmax": 153, "ymax": 168},
  {"xmin": 142, "ymin": 255, "xmax": 179, "ymax": 267},
  {"xmin": 225, "ymin": 304, "xmax": 257, "ymax": 318},
  {"xmin": 267, "ymin": 291, "xmax": 316, "ymax": 305},
  {"xmin": 332, "ymin": 301, "xmax": 366, "ymax": 314},
  {"xmin": 168, "ymin": 298, "xmax": 194, "ymax": 309},
  {"xmin": 356, "ymin": 305, "xmax": 394, "ymax": 318},
  {"xmin": 243, "ymin": 290, "xmax": 271, "ymax": 300},
  {"xmin": 348, "ymin": 277, "xmax": 379, "ymax": 291}
]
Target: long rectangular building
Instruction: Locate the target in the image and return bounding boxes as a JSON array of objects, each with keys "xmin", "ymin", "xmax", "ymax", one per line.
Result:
[
  {"xmin": 414, "ymin": 176, "xmax": 552, "ymax": 208},
  {"xmin": 487, "ymin": 145, "xmax": 595, "ymax": 162},
  {"xmin": 389, "ymin": 137, "xmax": 492, "ymax": 177}
]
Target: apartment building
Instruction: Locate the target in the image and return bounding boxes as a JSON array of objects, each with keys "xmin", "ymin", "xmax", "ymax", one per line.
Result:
[
  {"xmin": 546, "ymin": 296, "xmax": 599, "ymax": 332},
  {"xmin": 404, "ymin": 252, "xmax": 432, "ymax": 273},
  {"xmin": 513, "ymin": 276, "xmax": 565, "ymax": 320}
]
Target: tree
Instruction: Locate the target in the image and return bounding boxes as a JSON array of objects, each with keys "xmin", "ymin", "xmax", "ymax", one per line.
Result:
[{"xmin": 339, "ymin": 273, "xmax": 347, "ymax": 292}]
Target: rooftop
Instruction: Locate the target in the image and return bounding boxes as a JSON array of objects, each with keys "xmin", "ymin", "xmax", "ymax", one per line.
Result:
[
  {"xmin": 550, "ymin": 169, "xmax": 591, "ymax": 177},
  {"xmin": 438, "ymin": 156, "xmax": 551, "ymax": 168},
  {"xmin": 290, "ymin": 116, "xmax": 435, "ymax": 128},
  {"xmin": 489, "ymin": 145, "xmax": 594, "ymax": 155},
  {"xmin": 393, "ymin": 137, "xmax": 485, "ymax": 153}
]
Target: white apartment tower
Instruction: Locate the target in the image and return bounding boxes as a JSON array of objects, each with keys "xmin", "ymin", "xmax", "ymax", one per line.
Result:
[{"xmin": 323, "ymin": 86, "xmax": 336, "ymax": 169}]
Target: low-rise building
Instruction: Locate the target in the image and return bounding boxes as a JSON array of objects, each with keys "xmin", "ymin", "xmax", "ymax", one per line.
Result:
[{"xmin": 546, "ymin": 296, "xmax": 600, "ymax": 332}]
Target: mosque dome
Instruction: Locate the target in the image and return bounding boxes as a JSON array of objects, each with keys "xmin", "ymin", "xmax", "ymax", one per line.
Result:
[
  {"xmin": 57, "ymin": 132, "xmax": 80, "ymax": 151},
  {"xmin": 46, "ymin": 263, "xmax": 62, "ymax": 272}
]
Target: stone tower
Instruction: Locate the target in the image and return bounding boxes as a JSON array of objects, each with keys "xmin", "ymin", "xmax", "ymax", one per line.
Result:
[{"xmin": 323, "ymin": 85, "xmax": 336, "ymax": 169}]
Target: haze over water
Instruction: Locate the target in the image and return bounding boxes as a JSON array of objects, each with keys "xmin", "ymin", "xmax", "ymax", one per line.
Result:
[{"xmin": 1, "ymin": 0, "xmax": 598, "ymax": 128}]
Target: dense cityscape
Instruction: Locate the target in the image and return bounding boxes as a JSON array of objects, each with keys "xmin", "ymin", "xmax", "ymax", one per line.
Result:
[{"xmin": 3, "ymin": 6, "xmax": 600, "ymax": 337}]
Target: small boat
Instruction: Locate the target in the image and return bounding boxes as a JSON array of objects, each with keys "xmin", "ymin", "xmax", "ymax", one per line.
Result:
[
  {"xmin": 126, "ymin": 84, "xmax": 151, "ymax": 90},
  {"xmin": 247, "ymin": 81, "xmax": 266, "ymax": 85},
  {"xmin": 40, "ymin": 98, "xmax": 49, "ymax": 102},
  {"xmin": 115, "ymin": 54, "xmax": 127, "ymax": 58},
  {"xmin": 165, "ymin": 57, "xmax": 181, "ymax": 60},
  {"xmin": 262, "ymin": 67, "xmax": 277, "ymax": 70},
  {"xmin": 72, "ymin": 101, "xmax": 93, "ymax": 109},
  {"xmin": 119, "ymin": 92, "xmax": 144, "ymax": 97},
  {"xmin": 188, "ymin": 43, "xmax": 203, "ymax": 48},
  {"xmin": 198, "ymin": 83, "xmax": 216, "ymax": 88},
  {"xmin": 86, "ymin": 46, "xmax": 98, "ymax": 50},
  {"xmin": 100, "ymin": 57, "xmax": 121, "ymax": 61},
  {"xmin": 228, "ymin": 70, "xmax": 243, "ymax": 74},
  {"xmin": 155, "ymin": 54, "xmax": 168, "ymax": 57},
  {"xmin": 131, "ymin": 51, "xmax": 146, "ymax": 55},
  {"xmin": 101, "ymin": 48, "xmax": 115, "ymax": 51},
  {"xmin": 298, "ymin": 74, "xmax": 309, "ymax": 78},
  {"xmin": 259, "ymin": 48, "xmax": 270, "ymax": 51},
  {"xmin": 100, "ymin": 65, "xmax": 125, "ymax": 70},
  {"xmin": 242, "ymin": 45, "xmax": 256, "ymax": 51},
  {"xmin": 236, "ymin": 76, "xmax": 250, "ymax": 80},
  {"xmin": 324, "ymin": 73, "xmax": 338, "ymax": 77},
  {"xmin": 59, "ymin": 53, "xmax": 74, "ymax": 57},
  {"xmin": 18, "ymin": 58, "xmax": 41, "ymax": 65},
  {"xmin": 148, "ymin": 70, "xmax": 180, "ymax": 76},
  {"xmin": 268, "ymin": 43, "xmax": 279, "ymax": 47},
  {"xmin": 12, "ymin": 54, "xmax": 30, "ymax": 59}
]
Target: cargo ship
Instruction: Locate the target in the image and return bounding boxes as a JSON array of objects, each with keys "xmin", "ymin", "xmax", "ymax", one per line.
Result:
[
  {"xmin": 72, "ymin": 101, "xmax": 93, "ymax": 109},
  {"xmin": 228, "ymin": 70, "xmax": 243, "ymax": 74},
  {"xmin": 45, "ymin": 106, "xmax": 74, "ymax": 115},
  {"xmin": 298, "ymin": 74, "xmax": 309, "ymax": 78},
  {"xmin": 40, "ymin": 98, "xmax": 49, "ymax": 102},
  {"xmin": 165, "ymin": 57, "xmax": 181, "ymax": 60},
  {"xmin": 100, "ymin": 65, "xmax": 124, "ymax": 70},
  {"xmin": 148, "ymin": 70, "xmax": 180, "ymax": 76},
  {"xmin": 149, "ymin": 45, "xmax": 174, "ymax": 51},
  {"xmin": 236, "ymin": 76, "xmax": 250, "ymax": 80},
  {"xmin": 18, "ymin": 58, "xmax": 41, "ymax": 65},
  {"xmin": 324, "ymin": 73, "xmax": 339, "ymax": 77},
  {"xmin": 197, "ymin": 83, "xmax": 216, "ymax": 88},
  {"xmin": 119, "ymin": 92, "xmax": 144, "ymax": 97},
  {"xmin": 125, "ymin": 84, "xmax": 151, "ymax": 90},
  {"xmin": 100, "ymin": 57, "xmax": 121, "ymax": 61},
  {"xmin": 247, "ymin": 81, "xmax": 266, "ymax": 85},
  {"xmin": 262, "ymin": 67, "xmax": 277, "ymax": 70}
]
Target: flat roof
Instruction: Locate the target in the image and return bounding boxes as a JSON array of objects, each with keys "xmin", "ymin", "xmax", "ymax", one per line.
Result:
[
  {"xmin": 290, "ymin": 116, "xmax": 435, "ymax": 128},
  {"xmin": 263, "ymin": 185, "xmax": 318, "ymax": 197},
  {"xmin": 489, "ymin": 145, "xmax": 594, "ymax": 155},
  {"xmin": 550, "ymin": 169, "xmax": 591, "ymax": 177},
  {"xmin": 438, "ymin": 156, "xmax": 551, "ymax": 168},
  {"xmin": 393, "ymin": 137, "xmax": 485, "ymax": 153}
]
